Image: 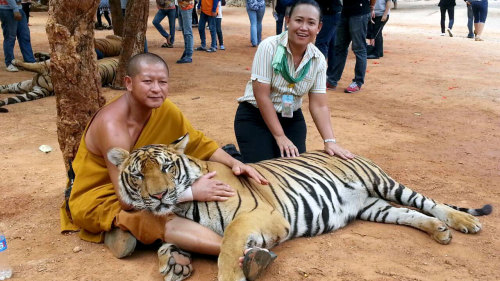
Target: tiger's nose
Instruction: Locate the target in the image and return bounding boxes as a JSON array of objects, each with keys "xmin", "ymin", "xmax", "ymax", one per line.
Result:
[{"xmin": 152, "ymin": 192, "xmax": 165, "ymax": 200}]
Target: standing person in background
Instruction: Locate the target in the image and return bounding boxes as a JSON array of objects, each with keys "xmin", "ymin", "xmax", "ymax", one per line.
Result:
[
  {"xmin": 329, "ymin": 0, "xmax": 376, "ymax": 94},
  {"xmin": 467, "ymin": 0, "xmax": 487, "ymax": 41},
  {"xmin": 120, "ymin": 0, "xmax": 127, "ymax": 16},
  {"xmin": 195, "ymin": 0, "xmax": 219, "ymax": 52},
  {"xmin": 465, "ymin": 0, "xmax": 474, "ymax": 38},
  {"xmin": 234, "ymin": 0, "xmax": 354, "ymax": 163},
  {"xmin": 314, "ymin": 0, "xmax": 342, "ymax": 90},
  {"xmin": 246, "ymin": 0, "xmax": 266, "ymax": 47},
  {"xmin": 192, "ymin": 0, "xmax": 199, "ymax": 26},
  {"xmin": 215, "ymin": 0, "xmax": 225, "ymax": 50},
  {"xmin": 176, "ymin": 0, "xmax": 195, "ymax": 63},
  {"xmin": 271, "ymin": 0, "xmax": 296, "ymax": 35},
  {"xmin": 366, "ymin": 0, "xmax": 392, "ymax": 59},
  {"xmin": 21, "ymin": 0, "xmax": 29, "ymax": 25},
  {"xmin": 153, "ymin": 0, "xmax": 176, "ymax": 48},
  {"xmin": 438, "ymin": 0, "xmax": 455, "ymax": 37},
  {"xmin": 96, "ymin": 0, "xmax": 113, "ymax": 30},
  {"xmin": 0, "ymin": 0, "xmax": 36, "ymax": 72}
]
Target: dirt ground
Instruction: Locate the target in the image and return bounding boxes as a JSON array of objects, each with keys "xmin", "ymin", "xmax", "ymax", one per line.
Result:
[{"xmin": 0, "ymin": 1, "xmax": 499, "ymax": 281}]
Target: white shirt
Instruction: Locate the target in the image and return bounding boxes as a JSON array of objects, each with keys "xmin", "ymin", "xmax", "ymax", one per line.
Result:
[{"xmin": 237, "ymin": 33, "xmax": 327, "ymax": 113}]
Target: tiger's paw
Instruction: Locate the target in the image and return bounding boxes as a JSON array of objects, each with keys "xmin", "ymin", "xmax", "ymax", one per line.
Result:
[
  {"xmin": 428, "ymin": 220, "xmax": 452, "ymax": 244},
  {"xmin": 158, "ymin": 243, "xmax": 193, "ymax": 281},
  {"xmin": 446, "ymin": 212, "xmax": 482, "ymax": 234}
]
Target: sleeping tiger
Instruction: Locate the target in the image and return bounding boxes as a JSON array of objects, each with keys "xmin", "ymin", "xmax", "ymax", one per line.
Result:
[
  {"xmin": 107, "ymin": 135, "xmax": 492, "ymax": 281},
  {"xmin": 0, "ymin": 57, "xmax": 118, "ymax": 113}
]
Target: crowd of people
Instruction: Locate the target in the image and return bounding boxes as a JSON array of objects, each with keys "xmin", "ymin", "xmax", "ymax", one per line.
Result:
[
  {"xmin": 0, "ymin": 0, "xmax": 493, "ymax": 279},
  {"xmin": 438, "ymin": 0, "xmax": 488, "ymax": 41}
]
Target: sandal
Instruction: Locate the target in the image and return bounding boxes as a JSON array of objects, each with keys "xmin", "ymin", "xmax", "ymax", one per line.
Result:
[
  {"xmin": 242, "ymin": 248, "xmax": 277, "ymax": 281},
  {"xmin": 161, "ymin": 42, "xmax": 173, "ymax": 48}
]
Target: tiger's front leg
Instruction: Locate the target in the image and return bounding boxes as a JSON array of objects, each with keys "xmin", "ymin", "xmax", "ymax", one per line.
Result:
[{"xmin": 217, "ymin": 210, "xmax": 290, "ymax": 281}]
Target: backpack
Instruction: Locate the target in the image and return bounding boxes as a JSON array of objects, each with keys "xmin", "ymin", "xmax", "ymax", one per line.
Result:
[{"xmin": 247, "ymin": 0, "xmax": 265, "ymax": 11}]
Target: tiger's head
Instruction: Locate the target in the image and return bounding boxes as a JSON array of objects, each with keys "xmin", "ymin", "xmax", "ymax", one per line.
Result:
[{"xmin": 107, "ymin": 134, "xmax": 202, "ymax": 215}]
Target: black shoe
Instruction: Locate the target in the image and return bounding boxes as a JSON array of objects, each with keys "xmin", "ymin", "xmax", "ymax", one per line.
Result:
[
  {"xmin": 367, "ymin": 55, "xmax": 380, "ymax": 59},
  {"xmin": 195, "ymin": 46, "xmax": 206, "ymax": 51},
  {"xmin": 176, "ymin": 57, "xmax": 192, "ymax": 64}
]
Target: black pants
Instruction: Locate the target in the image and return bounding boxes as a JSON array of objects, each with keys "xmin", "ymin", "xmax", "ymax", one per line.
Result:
[
  {"xmin": 22, "ymin": 2, "xmax": 30, "ymax": 23},
  {"xmin": 234, "ymin": 102, "xmax": 307, "ymax": 163},
  {"xmin": 440, "ymin": 6, "xmax": 454, "ymax": 33},
  {"xmin": 367, "ymin": 15, "xmax": 389, "ymax": 58}
]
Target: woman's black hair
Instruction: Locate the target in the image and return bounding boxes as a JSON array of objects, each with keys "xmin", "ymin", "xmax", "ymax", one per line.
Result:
[{"xmin": 288, "ymin": 0, "xmax": 322, "ymax": 21}]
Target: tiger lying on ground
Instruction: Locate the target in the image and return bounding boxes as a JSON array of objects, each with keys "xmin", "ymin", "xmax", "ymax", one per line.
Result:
[
  {"xmin": 107, "ymin": 135, "xmax": 492, "ymax": 281},
  {"xmin": 0, "ymin": 35, "xmax": 122, "ymax": 113}
]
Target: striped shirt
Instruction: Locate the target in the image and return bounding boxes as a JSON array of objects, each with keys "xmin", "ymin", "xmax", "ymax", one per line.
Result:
[{"xmin": 237, "ymin": 33, "xmax": 327, "ymax": 113}]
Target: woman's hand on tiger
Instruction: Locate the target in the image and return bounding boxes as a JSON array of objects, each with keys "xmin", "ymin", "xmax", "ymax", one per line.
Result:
[
  {"xmin": 324, "ymin": 142, "xmax": 355, "ymax": 160},
  {"xmin": 232, "ymin": 162, "xmax": 269, "ymax": 185},
  {"xmin": 191, "ymin": 171, "xmax": 236, "ymax": 202},
  {"xmin": 274, "ymin": 135, "xmax": 300, "ymax": 158}
]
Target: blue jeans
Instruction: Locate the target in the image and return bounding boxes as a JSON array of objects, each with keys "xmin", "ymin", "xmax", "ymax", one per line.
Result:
[
  {"xmin": 198, "ymin": 12, "xmax": 216, "ymax": 49},
  {"xmin": 216, "ymin": 18, "xmax": 223, "ymax": 46},
  {"xmin": 331, "ymin": 13, "xmax": 370, "ymax": 87},
  {"xmin": 153, "ymin": 8, "xmax": 176, "ymax": 43},
  {"xmin": 178, "ymin": 8, "xmax": 193, "ymax": 58},
  {"xmin": 0, "ymin": 9, "xmax": 35, "ymax": 67},
  {"xmin": 315, "ymin": 12, "xmax": 341, "ymax": 86},
  {"xmin": 467, "ymin": 5, "xmax": 473, "ymax": 35},
  {"xmin": 471, "ymin": 0, "xmax": 488, "ymax": 23},
  {"xmin": 246, "ymin": 7, "xmax": 265, "ymax": 46}
]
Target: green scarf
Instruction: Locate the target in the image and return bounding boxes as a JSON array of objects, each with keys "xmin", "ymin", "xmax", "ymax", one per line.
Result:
[{"xmin": 271, "ymin": 43, "xmax": 311, "ymax": 85}]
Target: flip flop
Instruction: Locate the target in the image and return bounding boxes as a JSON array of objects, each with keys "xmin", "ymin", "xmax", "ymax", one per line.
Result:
[{"xmin": 242, "ymin": 248, "xmax": 277, "ymax": 281}]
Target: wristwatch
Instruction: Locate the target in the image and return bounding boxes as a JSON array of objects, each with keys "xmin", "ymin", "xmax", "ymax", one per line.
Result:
[{"xmin": 324, "ymin": 138, "xmax": 336, "ymax": 144}]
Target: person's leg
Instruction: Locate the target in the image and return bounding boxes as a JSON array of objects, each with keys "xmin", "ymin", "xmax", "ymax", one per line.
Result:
[
  {"xmin": 467, "ymin": 5, "xmax": 474, "ymax": 37},
  {"xmin": 167, "ymin": 8, "xmax": 176, "ymax": 44},
  {"xmin": 234, "ymin": 102, "xmax": 280, "ymax": 163},
  {"xmin": 448, "ymin": 6, "xmax": 454, "ymax": 30},
  {"xmin": 276, "ymin": 12, "xmax": 285, "ymax": 35},
  {"xmin": 192, "ymin": 3, "xmax": 198, "ymax": 25},
  {"xmin": 96, "ymin": 8, "xmax": 103, "ymax": 27},
  {"xmin": 208, "ymin": 16, "xmax": 217, "ymax": 50},
  {"xmin": 0, "ymin": 10, "xmax": 17, "ymax": 67},
  {"xmin": 256, "ymin": 7, "xmax": 265, "ymax": 45},
  {"xmin": 153, "ymin": 9, "xmax": 170, "ymax": 41},
  {"xmin": 315, "ymin": 14, "xmax": 336, "ymax": 58},
  {"xmin": 22, "ymin": 2, "xmax": 30, "ymax": 24},
  {"xmin": 440, "ymin": 6, "xmax": 446, "ymax": 34},
  {"xmin": 349, "ymin": 13, "xmax": 369, "ymax": 87},
  {"xmin": 247, "ymin": 8, "xmax": 257, "ymax": 46},
  {"xmin": 198, "ymin": 12, "xmax": 207, "ymax": 48},
  {"xmin": 104, "ymin": 10, "xmax": 112, "ymax": 26},
  {"xmin": 180, "ymin": 8, "xmax": 194, "ymax": 59},
  {"xmin": 16, "ymin": 10, "xmax": 35, "ymax": 63},
  {"xmin": 281, "ymin": 110, "xmax": 307, "ymax": 154},
  {"xmin": 330, "ymin": 15, "xmax": 350, "ymax": 87},
  {"xmin": 164, "ymin": 216, "xmax": 221, "ymax": 255},
  {"xmin": 216, "ymin": 18, "xmax": 223, "ymax": 47},
  {"xmin": 326, "ymin": 12, "xmax": 341, "ymax": 86},
  {"xmin": 374, "ymin": 16, "xmax": 388, "ymax": 57}
]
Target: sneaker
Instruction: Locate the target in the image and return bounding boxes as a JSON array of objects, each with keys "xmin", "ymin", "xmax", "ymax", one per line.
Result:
[
  {"xmin": 440, "ymin": 33, "xmax": 445, "ymax": 36},
  {"xmin": 447, "ymin": 28, "xmax": 453, "ymax": 37},
  {"xmin": 6, "ymin": 64, "xmax": 19, "ymax": 72},
  {"xmin": 176, "ymin": 57, "xmax": 192, "ymax": 64},
  {"xmin": 326, "ymin": 82, "xmax": 336, "ymax": 90},
  {"xmin": 467, "ymin": 33, "xmax": 474, "ymax": 39},
  {"xmin": 220, "ymin": 45, "xmax": 225, "ymax": 50},
  {"xmin": 344, "ymin": 82, "xmax": 361, "ymax": 94},
  {"xmin": 475, "ymin": 36, "xmax": 483, "ymax": 41},
  {"xmin": 195, "ymin": 46, "xmax": 206, "ymax": 51},
  {"xmin": 206, "ymin": 47, "xmax": 217, "ymax": 53},
  {"xmin": 367, "ymin": 54, "xmax": 380, "ymax": 59},
  {"xmin": 104, "ymin": 228, "xmax": 137, "ymax": 259}
]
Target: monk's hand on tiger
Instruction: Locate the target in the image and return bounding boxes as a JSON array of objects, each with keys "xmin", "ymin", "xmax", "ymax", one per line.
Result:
[
  {"xmin": 232, "ymin": 162, "xmax": 269, "ymax": 185},
  {"xmin": 324, "ymin": 142, "xmax": 355, "ymax": 160},
  {"xmin": 275, "ymin": 135, "xmax": 299, "ymax": 158},
  {"xmin": 192, "ymin": 171, "xmax": 236, "ymax": 202}
]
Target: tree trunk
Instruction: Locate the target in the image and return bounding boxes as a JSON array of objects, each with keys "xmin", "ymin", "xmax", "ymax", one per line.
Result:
[
  {"xmin": 46, "ymin": 0, "xmax": 105, "ymax": 171},
  {"xmin": 109, "ymin": 0, "xmax": 124, "ymax": 37},
  {"xmin": 112, "ymin": 0, "xmax": 149, "ymax": 89}
]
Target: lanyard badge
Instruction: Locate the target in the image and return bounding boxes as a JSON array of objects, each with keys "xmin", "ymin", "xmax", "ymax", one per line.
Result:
[{"xmin": 281, "ymin": 83, "xmax": 294, "ymax": 118}]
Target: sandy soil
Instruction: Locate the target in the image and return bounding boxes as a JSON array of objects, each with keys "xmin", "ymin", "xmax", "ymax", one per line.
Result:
[{"xmin": 1, "ymin": 2, "xmax": 499, "ymax": 280}]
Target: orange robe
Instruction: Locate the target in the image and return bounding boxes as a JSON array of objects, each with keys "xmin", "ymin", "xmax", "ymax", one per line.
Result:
[{"xmin": 60, "ymin": 99, "xmax": 219, "ymax": 243}]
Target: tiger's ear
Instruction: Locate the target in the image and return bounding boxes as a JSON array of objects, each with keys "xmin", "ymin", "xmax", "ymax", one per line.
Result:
[
  {"xmin": 107, "ymin": 147, "xmax": 130, "ymax": 167},
  {"xmin": 172, "ymin": 133, "xmax": 190, "ymax": 154}
]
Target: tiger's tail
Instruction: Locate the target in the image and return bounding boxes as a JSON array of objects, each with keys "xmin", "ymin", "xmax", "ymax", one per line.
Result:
[{"xmin": 445, "ymin": 204, "xmax": 492, "ymax": 216}]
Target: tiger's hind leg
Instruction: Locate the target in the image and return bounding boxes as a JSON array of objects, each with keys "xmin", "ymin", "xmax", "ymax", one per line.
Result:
[
  {"xmin": 218, "ymin": 210, "xmax": 290, "ymax": 281},
  {"xmin": 158, "ymin": 243, "xmax": 193, "ymax": 281},
  {"xmin": 358, "ymin": 197, "xmax": 452, "ymax": 244}
]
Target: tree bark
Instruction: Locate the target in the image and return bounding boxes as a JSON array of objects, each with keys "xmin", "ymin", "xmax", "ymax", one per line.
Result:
[
  {"xmin": 46, "ymin": 0, "xmax": 105, "ymax": 171},
  {"xmin": 112, "ymin": 0, "xmax": 149, "ymax": 89},
  {"xmin": 109, "ymin": 0, "xmax": 124, "ymax": 37}
]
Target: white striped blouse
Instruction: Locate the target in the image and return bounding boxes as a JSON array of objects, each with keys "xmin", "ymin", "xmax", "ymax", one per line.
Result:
[{"xmin": 237, "ymin": 33, "xmax": 327, "ymax": 113}]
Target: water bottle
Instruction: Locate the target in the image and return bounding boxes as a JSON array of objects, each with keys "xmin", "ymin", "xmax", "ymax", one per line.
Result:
[{"xmin": 0, "ymin": 233, "xmax": 12, "ymax": 280}]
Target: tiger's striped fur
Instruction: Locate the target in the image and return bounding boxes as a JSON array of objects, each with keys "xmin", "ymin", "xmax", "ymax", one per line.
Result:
[
  {"xmin": 0, "ymin": 58, "xmax": 118, "ymax": 112},
  {"xmin": 108, "ymin": 135, "xmax": 492, "ymax": 281}
]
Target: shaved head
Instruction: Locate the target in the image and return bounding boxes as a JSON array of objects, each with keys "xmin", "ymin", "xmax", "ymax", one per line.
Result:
[{"xmin": 126, "ymin": 53, "xmax": 169, "ymax": 77}]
